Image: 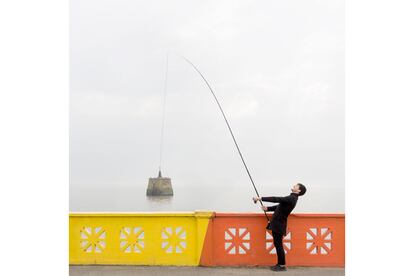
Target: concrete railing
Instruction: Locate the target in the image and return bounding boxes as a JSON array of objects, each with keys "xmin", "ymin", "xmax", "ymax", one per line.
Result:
[{"xmin": 69, "ymin": 212, "xmax": 344, "ymax": 267}]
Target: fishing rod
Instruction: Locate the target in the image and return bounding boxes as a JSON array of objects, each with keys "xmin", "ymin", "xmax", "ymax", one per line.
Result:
[{"xmin": 179, "ymin": 55, "xmax": 271, "ymax": 226}]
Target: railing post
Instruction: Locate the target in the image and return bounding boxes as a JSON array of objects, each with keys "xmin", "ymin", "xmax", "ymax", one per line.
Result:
[{"xmin": 194, "ymin": 211, "xmax": 214, "ymax": 265}]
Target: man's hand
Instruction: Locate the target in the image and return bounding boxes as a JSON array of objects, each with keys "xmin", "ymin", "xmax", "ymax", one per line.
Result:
[
  {"xmin": 252, "ymin": 196, "xmax": 261, "ymax": 204},
  {"xmin": 261, "ymin": 206, "xmax": 268, "ymax": 211}
]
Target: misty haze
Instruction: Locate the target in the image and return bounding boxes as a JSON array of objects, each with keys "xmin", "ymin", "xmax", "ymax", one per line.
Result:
[{"xmin": 70, "ymin": 0, "xmax": 344, "ymax": 213}]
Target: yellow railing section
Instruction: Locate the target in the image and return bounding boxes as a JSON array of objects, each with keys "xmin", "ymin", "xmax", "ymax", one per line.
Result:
[{"xmin": 69, "ymin": 212, "xmax": 213, "ymax": 265}]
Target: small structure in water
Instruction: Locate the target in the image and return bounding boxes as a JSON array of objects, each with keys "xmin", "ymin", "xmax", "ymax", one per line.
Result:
[{"xmin": 146, "ymin": 170, "xmax": 173, "ymax": 196}]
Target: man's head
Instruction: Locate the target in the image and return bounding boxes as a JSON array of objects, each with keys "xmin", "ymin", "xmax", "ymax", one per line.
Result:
[{"xmin": 291, "ymin": 183, "xmax": 306, "ymax": 196}]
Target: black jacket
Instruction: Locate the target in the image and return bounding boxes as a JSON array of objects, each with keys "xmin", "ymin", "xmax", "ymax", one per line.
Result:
[{"xmin": 262, "ymin": 193, "xmax": 299, "ymax": 235}]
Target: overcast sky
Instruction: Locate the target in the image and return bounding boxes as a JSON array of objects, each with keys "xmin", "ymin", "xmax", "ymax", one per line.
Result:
[{"xmin": 70, "ymin": 0, "xmax": 344, "ymax": 212}]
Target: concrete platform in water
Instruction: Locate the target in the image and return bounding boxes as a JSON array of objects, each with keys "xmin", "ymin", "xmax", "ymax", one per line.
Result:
[{"xmin": 146, "ymin": 170, "xmax": 173, "ymax": 196}]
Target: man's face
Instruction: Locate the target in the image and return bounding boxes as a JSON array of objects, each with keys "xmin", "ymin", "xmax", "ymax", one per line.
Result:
[{"xmin": 291, "ymin": 184, "xmax": 301, "ymax": 194}]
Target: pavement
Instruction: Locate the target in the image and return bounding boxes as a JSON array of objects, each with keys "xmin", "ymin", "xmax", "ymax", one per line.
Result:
[{"xmin": 70, "ymin": 265, "xmax": 345, "ymax": 276}]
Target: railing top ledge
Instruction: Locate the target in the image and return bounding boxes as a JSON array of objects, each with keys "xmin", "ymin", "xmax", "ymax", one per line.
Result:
[
  {"xmin": 214, "ymin": 212, "xmax": 345, "ymax": 218},
  {"xmin": 69, "ymin": 212, "xmax": 344, "ymax": 218},
  {"xmin": 69, "ymin": 211, "xmax": 215, "ymax": 218}
]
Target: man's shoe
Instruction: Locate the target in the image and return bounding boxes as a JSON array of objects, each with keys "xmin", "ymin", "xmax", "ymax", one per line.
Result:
[{"xmin": 270, "ymin": 265, "xmax": 287, "ymax": 271}]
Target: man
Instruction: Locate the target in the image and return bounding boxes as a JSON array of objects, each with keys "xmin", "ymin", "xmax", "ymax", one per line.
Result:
[{"xmin": 253, "ymin": 183, "xmax": 307, "ymax": 272}]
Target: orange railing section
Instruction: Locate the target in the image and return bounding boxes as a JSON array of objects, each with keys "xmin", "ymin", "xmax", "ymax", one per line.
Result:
[{"xmin": 200, "ymin": 213, "xmax": 345, "ymax": 267}]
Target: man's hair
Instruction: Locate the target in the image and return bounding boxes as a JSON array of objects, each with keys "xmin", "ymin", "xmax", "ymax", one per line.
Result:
[{"xmin": 297, "ymin": 183, "xmax": 307, "ymax": 196}]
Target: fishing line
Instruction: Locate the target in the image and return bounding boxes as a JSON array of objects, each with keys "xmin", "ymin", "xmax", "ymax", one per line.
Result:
[{"xmin": 158, "ymin": 52, "xmax": 169, "ymax": 174}]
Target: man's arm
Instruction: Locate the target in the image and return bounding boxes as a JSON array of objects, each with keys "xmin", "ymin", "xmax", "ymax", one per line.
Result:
[
  {"xmin": 261, "ymin": 196, "xmax": 292, "ymax": 203},
  {"xmin": 266, "ymin": 205, "xmax": 277, "ymax": 212}
]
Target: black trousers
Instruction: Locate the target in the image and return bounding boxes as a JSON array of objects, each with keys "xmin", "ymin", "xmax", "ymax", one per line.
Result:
[{"xmin": 272, "ymin": 231, "xmax": 285, "ymax": 265}]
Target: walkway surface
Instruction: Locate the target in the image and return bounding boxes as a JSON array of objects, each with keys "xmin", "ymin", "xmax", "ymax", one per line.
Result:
[{"xmin": 70, "ymin": 265, "xmax": 345, "ymax": 275}]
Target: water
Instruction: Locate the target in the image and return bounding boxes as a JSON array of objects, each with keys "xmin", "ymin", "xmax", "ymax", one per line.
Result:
[{"xmin": 70, "ymin": 182, "xmax": 344, "ymax": 213}]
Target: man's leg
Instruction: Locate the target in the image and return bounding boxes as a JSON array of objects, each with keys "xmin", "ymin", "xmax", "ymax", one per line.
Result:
[{"xmin": 272, "ymin": 231, "xmax": 286, "ymax": 267}]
